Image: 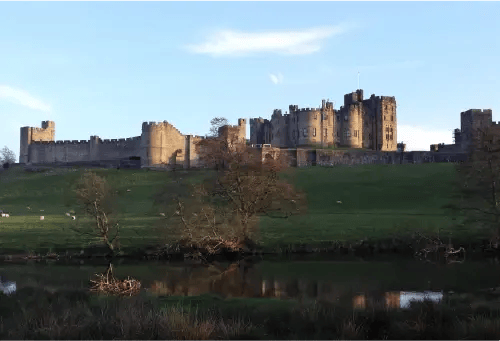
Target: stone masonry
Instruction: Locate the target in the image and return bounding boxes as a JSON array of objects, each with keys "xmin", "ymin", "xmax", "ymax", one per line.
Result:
[
  {"xmin": 430, "ymin": 109, "xmax": 495, "ymax": 152},
  {"xmin": 19, "ymin": 119, "xmax": 246, "ymax": 168},
  {"xmin": 250, "ymin": 89, "xmax": 397, "ymax": 151}
]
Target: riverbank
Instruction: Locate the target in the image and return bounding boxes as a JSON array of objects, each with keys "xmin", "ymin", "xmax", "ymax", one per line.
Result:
[
  {"xmin": 1, "ymin": 287, "xmax": 499, "ymax": 339},
  {"xmin": 0, "ymin": 163, "xmax": 493, "ymax": 258}
]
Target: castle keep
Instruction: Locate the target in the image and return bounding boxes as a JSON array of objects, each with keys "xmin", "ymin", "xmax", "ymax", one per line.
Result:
[
  {"xmin": 20, "ymin": 119, "xmax": 246, "ymax": 168},
  {"xmin": 250, "ymin": 89, "xmax": 397, "ymax": 151}
]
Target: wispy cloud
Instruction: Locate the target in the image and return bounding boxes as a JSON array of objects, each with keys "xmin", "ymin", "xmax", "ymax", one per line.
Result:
[
  {"xmin": 0, "ymin": 85, "xmax": 51, "ymax": 112},
  {"xmin": 398, "ymin": 124, "xmax": 453, "ymax": 152},
  {"xmin": 269, "ymin": 73, "xmax": 284, "ymax": 85},
  {"xmin": 186, "ymin": 25, "xmax": 354, "ymax": 57}
]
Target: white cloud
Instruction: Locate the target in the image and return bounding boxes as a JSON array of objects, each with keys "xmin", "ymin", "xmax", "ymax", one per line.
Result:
[
  {"xmin": 398, "ymin": 124, "xmax": 454, "ymax": 152},
  {"xmin": 0, "ymin": 85, "xmax": 51, "ymax": 112},
  {"xmin": 186, "ymin": 25, "xmax": 353, "ymax": 57},
  {"xmin": 269, "ymin": 73, "xmax": 284, "ymax": 85}
]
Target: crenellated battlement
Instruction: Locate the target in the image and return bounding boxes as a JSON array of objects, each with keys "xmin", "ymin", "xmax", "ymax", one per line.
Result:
[
  {"xmin": 250, "ymin": 89, "xmax": 397, "ymax": 151},
  {"xmin": 142, "ymin": 121, "xmax": 184, "ymax": 136},
  {"xmin": 99, "ymin": 136, "xmax": 141, "ymax": 144}
]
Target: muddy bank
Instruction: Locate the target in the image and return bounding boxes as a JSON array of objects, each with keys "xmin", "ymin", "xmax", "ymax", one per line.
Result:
[{"xmin": 1, "ymin": 236, "xmax": 499, "ymax": 263}]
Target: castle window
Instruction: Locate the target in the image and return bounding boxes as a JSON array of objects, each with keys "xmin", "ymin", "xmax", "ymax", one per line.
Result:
[
  {"xmin": 313, "ymin": 128, "xmax": 316, "ymax": 137},
  {"xmin": 336, "ymin": 115, "xmax": 340, "ymax": 121},
  {"xmin": 391, "ymin": 115, "xmax": 394, "ymax": 121},
  {"xmin": 314, "ymin": 114, "xmax": 318, "ymax": 120},
  {"xmin": 344, "ymin": 116, "xmax": 348, "ymax": 121},
  {"xmin": 384, "ymin": 116, "xmax": 386, "ymax": 120}
]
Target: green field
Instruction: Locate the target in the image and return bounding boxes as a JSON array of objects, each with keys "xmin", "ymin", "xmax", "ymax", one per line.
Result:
[{"xmin": 0, "ymin": 163, "xmax": 482, "ymax": 255}]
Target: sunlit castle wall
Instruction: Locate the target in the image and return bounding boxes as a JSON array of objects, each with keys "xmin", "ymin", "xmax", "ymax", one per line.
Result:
[{"xmin": 141, "ymin": 121, "xmax": 186, "ymax": 167}]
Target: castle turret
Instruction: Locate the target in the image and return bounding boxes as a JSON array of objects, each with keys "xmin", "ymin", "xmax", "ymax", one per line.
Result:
[
  {"xmin": 19, "ymin": 121, "xmax": 55, "ymax": 164},
  {"xmin": 238, "ymin": 118, "xmax": 247, "ymax": 142}
]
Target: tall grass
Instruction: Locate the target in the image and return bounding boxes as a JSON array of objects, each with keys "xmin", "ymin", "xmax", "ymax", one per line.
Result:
[{"xmin": 1, "ymin": 288, "xmax": 500, "ymax": 339}]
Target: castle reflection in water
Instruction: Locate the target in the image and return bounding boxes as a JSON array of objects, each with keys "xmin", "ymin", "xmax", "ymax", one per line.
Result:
[{"xmin": 148, "ymin": 263, "xmax": 443, "ymax": 310}]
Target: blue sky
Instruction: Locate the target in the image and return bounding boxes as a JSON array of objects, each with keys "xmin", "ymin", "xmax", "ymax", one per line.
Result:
[{"xmin": 1, "ymin": 2, "xmax": 499, "ymax": 159}]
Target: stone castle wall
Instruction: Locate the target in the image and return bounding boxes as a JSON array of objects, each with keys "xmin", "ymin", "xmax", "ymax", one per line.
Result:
[{"xmin": 20, "ymin": 120, "xmax": 209, "ymax": 168}]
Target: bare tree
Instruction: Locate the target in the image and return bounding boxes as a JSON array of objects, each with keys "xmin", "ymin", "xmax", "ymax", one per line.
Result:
[
  {"xmin": 0, "ymin": 146, "xmax": 16, "ymax": 167},
  {"xmin": 208, "ymin": 117, "xmax": 229, "ymax": 138},
  {"xmin": 445, "ymin": 126, "xmax": 500, "ymax": 248},
  {"xmin": 74, "ymin": 171, "xmax": 120, "ymax": 253},
  {"xmin": 162, "ymin": 118, "xmax": 306, "ymax": 255}
]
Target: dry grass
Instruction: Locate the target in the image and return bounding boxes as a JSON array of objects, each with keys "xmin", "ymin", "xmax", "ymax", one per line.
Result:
[{"xmin": 4, "ymin": 289, "xmax": 256, "ymax": 340}]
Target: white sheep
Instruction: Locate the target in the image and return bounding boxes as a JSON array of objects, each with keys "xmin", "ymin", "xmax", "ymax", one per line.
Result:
[
  {"xmin": 71, "ymin": 216, "xmax": 76, "ymax": 220},
  {"xmin": 40, "ymin": 216, "xmax": 45, "ymax": 220},
  {"xmin": 65, "ymin": 213, "xmax": 70, "ymax": 217},
  {"xmin": 336, "ymin": 201, "xmax": 343, "ymax": 204},
  {"xmin": 159, "ymin": 213, "xmax": 165, "ymax": 216},
  {"xmin": 5, "ymin": 214, "xmax": 9, "ymax": 218}
]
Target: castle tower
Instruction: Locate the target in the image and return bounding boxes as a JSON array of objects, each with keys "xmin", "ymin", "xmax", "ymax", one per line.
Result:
[
  {"xmin": 378, "ymin": 97, "xmax": 397, "ymax": 151},
  {"xmin": 250, "ymin": 118, "xmax": 268, "ymax": 145},
  {"xmin": 238, "ymin": 118, "xmax": 247, "ymax": 142},
  {"xmin": 19, "ymin": 120, "xmax": 55, "ymax": 164},
  {"xmin": 460, "ymin": 109, "xmax": 493, "ymax": 151}
]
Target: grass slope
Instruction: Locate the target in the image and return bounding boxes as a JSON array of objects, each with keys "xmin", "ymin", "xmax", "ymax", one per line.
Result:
[
  {"xmin": 0, "ymin": 163, "xmax": 474, "ymax": 254},
  {"xmin": 260, "ymin": 163, "xmax": 474, "ymax": 247}
]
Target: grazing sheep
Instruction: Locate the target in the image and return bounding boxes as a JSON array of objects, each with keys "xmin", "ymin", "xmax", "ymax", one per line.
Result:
[
  {"xmin": 126, "ymin": 189, "xmax": 131, "ymax": 192},
  {"xmin": 5, "ymin": 214, "xmax": 9, "ymax": 218},
  {"xmin": 65, "ymin": 213, "xmax": 70, "ymax": 217},
  {"xmin": 40, "ymin": 216, "xmax": 44, "ymax": 220},
  {"xmin": 159, "ymin": 213, "xmax": 165, "ymax": 216},
  {"xmin": 71, "ymin": 216, "xmax": 76, "ymax": 220},
  {"xmin": 336, "ymin": 201, "xmax": 343, "ymax": 204}
]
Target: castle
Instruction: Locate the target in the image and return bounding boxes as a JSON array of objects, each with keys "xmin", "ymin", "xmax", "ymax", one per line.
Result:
[
  {"xmin": 250, "ymin": 89, "xmax": 397, "ymax": 151},
  {"xmin": 430, "ymin": 108, "xmax": 496, "ymax": 152},
  {"xmin": 20, "ymin": 89, "xmax": 397, "ymax": 167},
  {"xmin": 19, "ymin": 119, "xmax": 246, "ymax": 168}
]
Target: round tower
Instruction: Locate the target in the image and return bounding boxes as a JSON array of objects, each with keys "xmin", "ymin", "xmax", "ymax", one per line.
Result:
[{"xmin": 346, "ymin": 103, "xmax": 363, "ymax": 148}]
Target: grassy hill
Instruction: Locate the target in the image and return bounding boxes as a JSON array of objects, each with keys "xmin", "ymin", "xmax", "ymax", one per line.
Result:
[{"xmin": 0, "ymin": 163, "xmax": 478, "ymax": 255}]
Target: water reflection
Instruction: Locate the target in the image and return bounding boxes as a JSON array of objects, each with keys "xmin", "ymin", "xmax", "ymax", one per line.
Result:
[
  {"xmin": 1, "ymin": 257, "xmax": 498, "ymax": 310},
  {"xmin": 147, "ymin": 261, "xmax": 446, "ymax": 310},
  {"xmin": 0, "ymin": 276, "xmax": 16, "ymax": 295},
  {"xmin": 353, "ymin": 291, "xmax": 443, "ymax": 310}
]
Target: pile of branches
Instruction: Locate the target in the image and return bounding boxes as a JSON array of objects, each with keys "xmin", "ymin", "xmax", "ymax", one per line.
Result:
[
  {"xmin": 90, "ymin": 264, "xmax": 141, "ymax": 296},
  {"xmin": 413, "ymin": 232, "xmax": 466, "ymax": 263}
]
